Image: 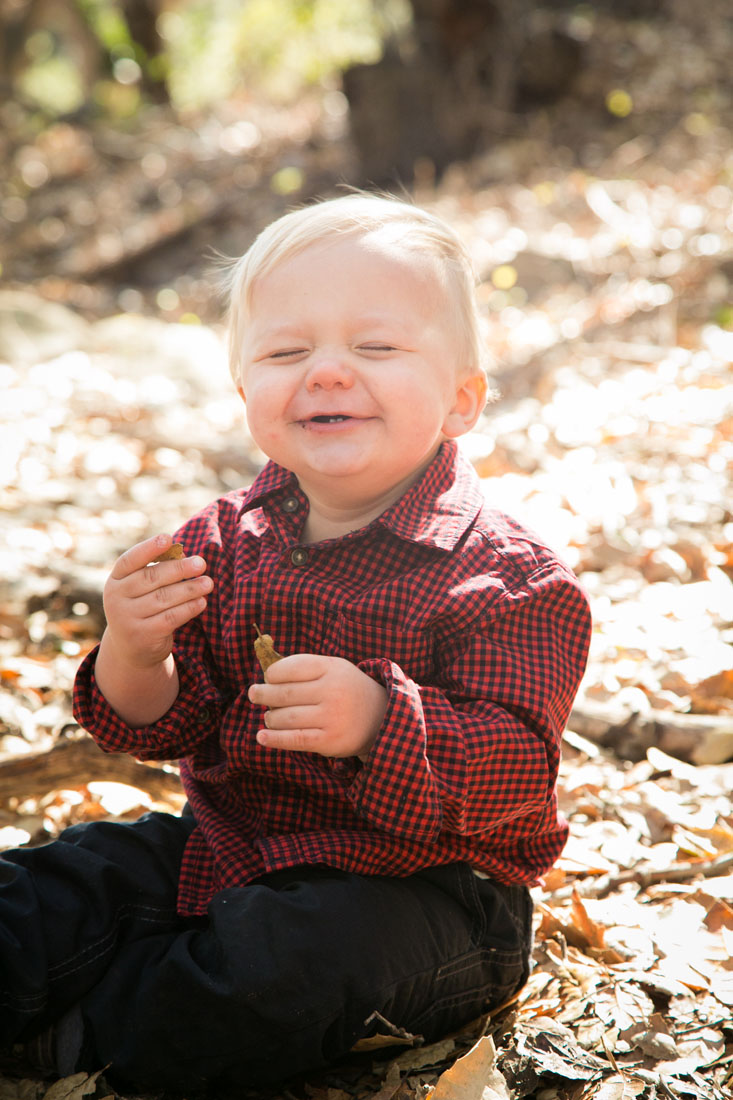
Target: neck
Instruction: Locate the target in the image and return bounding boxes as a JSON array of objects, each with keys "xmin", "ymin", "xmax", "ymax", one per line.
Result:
[
  {"xmin": 296, "ymin": 445, "xmax": 443, "ymax": 544},
  {"xmin": 301, "ymin": 498, "xmax": 386, "ymax": 544}
]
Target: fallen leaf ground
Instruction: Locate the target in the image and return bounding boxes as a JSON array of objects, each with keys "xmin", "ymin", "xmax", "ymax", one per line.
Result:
[{"xmin": 2, "ymin": 7, "xmax": 733, "ymax": 1098}]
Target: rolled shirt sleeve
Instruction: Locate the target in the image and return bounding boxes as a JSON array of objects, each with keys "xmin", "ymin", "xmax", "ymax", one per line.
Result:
[
  {"xmin": 73, "ymin": 646, "xmax": 224, "ymax": 760},
  {"xmin": 348, "ymin": 569, "xmax": 591, "ymax": 845}
]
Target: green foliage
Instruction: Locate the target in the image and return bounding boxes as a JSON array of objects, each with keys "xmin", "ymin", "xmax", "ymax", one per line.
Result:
[
  {"xmin": 715, "ymin": 304, "xmax": 733, "ymax": 330},
  {"xmin": 76, "ymin": 0, "xmax": 133, "ymax": 58},
  {"xmin": 11, "ymin": 0, "xmax": 409, "ymax": 121},
  {"xmin": 159, "ymin": 0, "xmax": 411, "ymax": 111},
  {"xmin": 14, "ymin": 0, "xmax": 141, "ymax": 117},
  {"xmin": 18, "ymin": 53, "xmax": 86, "ymax": 115}
]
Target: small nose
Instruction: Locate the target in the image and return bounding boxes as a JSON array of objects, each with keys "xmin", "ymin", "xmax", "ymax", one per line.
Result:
[{"xmin": 305, "ymin": 349, "xmax": 354, "ymax": 391}]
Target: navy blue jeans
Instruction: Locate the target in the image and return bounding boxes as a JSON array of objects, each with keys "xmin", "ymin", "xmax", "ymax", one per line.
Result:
[{"xmin": 1, "ymin": 812, "xmax": 532, "ymax": 1093}]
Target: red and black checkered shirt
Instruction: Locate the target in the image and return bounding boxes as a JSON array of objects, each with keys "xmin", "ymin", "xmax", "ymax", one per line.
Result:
[{"xmin": 74, "ymin": 441, "xmax": 591, "ymax": 916}]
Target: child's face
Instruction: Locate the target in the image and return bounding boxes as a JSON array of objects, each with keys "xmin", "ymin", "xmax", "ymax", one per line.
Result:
[{"xmin": 237, "ymin": 233, "xmax": 486, "ymax": 516}]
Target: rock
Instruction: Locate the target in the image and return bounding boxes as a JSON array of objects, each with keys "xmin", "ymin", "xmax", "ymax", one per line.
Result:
[
  {"xmin": 0, "ymin": 290, "xmax": 90, "ymax": 365},
  {"xmin": 87, "ymin": 314, "xmax": 230, "ymax": 395}
]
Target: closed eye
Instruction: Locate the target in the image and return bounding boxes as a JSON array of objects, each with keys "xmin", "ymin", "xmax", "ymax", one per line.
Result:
[{"xmin": 267, "ymin": 347, "xmax": 308, "ymax": 360}]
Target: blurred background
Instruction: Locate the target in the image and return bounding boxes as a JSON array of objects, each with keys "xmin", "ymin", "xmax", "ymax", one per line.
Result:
[{"xmin": 2, "ymin": 0, "xmax": 732, "ymax": 326}]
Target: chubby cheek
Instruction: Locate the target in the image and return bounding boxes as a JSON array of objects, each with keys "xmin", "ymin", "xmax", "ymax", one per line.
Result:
[
  {"xmin": 249, "ymin": 409, "xmax": 309, "ymax": 476},
  {"xmin": 240, "ymin": 381, "xmax": 288, "ymax": 444},
  {"xmin": 397, "ymin": 389, "xmax": 453, "ymax": 442},
  {"xmin": 247, "ymin": 408, "xmax": 284, "ymax": 454}
]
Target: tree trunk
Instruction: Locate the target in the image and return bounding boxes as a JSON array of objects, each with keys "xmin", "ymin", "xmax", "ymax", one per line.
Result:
[
  {"xmin": 120, "ymin": 0, "xmax": 169, "ymax": 102},
  {"xmin": 343, "ymin": 0, "xmax": 583, "ymax": 186}
]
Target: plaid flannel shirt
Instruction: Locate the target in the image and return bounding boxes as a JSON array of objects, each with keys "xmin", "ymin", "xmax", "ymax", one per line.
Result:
[{"xmin": 74, "ymin": 441, "xmax": 592, "ymax": 916}]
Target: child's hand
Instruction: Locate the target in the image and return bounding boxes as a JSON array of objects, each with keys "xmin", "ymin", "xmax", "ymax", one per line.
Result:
[
  {"xmin": 102, "ymin": 534, "xmax": 213, "ymax": 669},
  {"xmin": 248, "ymin": 655, "xmax": 388, "ymax": 760}
]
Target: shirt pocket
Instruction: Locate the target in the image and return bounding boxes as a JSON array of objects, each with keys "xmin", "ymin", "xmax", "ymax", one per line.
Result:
[{"xmin": 332, "ymin": 611, "xmax": 436, "ymax": 683}]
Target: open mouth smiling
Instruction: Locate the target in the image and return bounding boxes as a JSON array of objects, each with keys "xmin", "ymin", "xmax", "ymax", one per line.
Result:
[
  {"xmin": 295, "ymin": 412, "xmax": 374, "ymax": 429},
  {"xmin": 301, "ymin": 413, "xmax": 374, "ymax": 426}
]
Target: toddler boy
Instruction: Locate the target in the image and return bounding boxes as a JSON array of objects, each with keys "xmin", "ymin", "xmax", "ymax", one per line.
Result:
[{"xmin": 0, "ymin": 193, "xmax": 591, "ymax": 1092}]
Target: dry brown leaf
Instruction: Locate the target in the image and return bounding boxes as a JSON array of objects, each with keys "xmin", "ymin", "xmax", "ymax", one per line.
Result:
[
  {"xmin": 571, "ymin": 889, "xmax": 608, "ymax": 950},
  {"xmin": 253, "ymin": 623, "xmax": 284, "ymax": 673},
  {"xmin": 538, "ymin": 895, "xmax": 625, "ymax": 965},
  {"xmin": 587, "ymin": 1077, "xmax": 642, "ymax": 1100},
  {"xmin": 0, "ymin": 1079, "xmax": 44, "ymax": 1100},
  {"xmin": 540, "ymin": 867, "xmax": 567, "ymax": 892},
  {"xmin": 702, "ymin": 897, "xmax": 733, "ymax": 932},
  {"xmin": 553, "ymin": 836, "xmax": 616, "ymax": 875},
  {"xmin": 351, "ymin": 1034, "xmax": 416, "ymax": 1053},
  {"xmin": 367, "ymin": 1063, "xmax": 403, "ymax": 1100},
  {"xmin": 393, "ymin": 1037, "xmax": 455, "ymax": 1073},
  {"xmin": 657, "ymin": 1025, "xmax": 726, "ymax": 1076},
  {"xmin": 657, "ymin": 957, "xmax": 710, "ymax": 993},
  {"xmin": 593, "ymin": 983, "xmax": 655, "ymax": 1038},
  {"xmin": 536, "ymin": 905, "xmax": 583, "ymax": 950},
  {"xmin": 351, "ymin": 1010, "xmax": 419, "ymax": 1052},
  {"xmin": 691, "ymin": 669, "xmax": 733, "ymax": 700},
  {"xmin": 688, "ymin": 669, "xmax": 733, "ymax": 715},
  {"xmin": 42, "ymin": 1069, "xmax": 105, "ymax": 1100},
  {"xmin": 710, "ymin": 966, "xmax": 733, "ymax": 1006},
  {"xmin": 621, "ymin": 1012, "xmax": 678, "ymax": 1060},
  {"xmin": 431, "ymin": 1036, "xmax": 509, "ymax": 1100},
  {"xmin": 149, "ymin": 542, "xmax": 185, "ymax": 562},
  {"xmin": 587, "ymin": 945, "xmax": 626, "ymax": 966},
  {"xmin": 510, "ymin": 1017, "xmax": 607, "ymax": 1081}
]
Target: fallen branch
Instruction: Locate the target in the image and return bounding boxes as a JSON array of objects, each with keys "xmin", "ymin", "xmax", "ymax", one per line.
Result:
[
  {"xmin": 551, "ymin": 851, "xmax": 733, "ymax": 901},
  {"xmin": 0, "ymin": 733, "xmax": 182, "ymax": 805},
  {"xmin": 569, "ymin": 699, "xmax": 733, "ymax": 765}
]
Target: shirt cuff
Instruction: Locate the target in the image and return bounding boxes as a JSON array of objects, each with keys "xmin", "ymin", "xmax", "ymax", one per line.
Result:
[
  {"xmin": 346, "ymin": 657, "xmax": 443, "ymax": 840},
  {"xmin": 73, "ymin": 646, "xmax": 221, "ymax": 759}
]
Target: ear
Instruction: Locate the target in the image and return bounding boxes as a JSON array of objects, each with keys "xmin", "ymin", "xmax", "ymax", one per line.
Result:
[
  {"xmin": 236, "ymin": 385, "xmax": 246, "ymax": 406},
  {"xmin": 441, "ymin": 371, "xmax": 489, "ymax": 439}
]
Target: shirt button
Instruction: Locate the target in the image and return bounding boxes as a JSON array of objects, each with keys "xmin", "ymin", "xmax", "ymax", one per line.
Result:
[
  {"xmin": 290, "ymin": 547, "xmax": 309, "ymax": 567},
  {"xmin": 282, "ymin": 496, "xmax": 300, "ymax": 513}
]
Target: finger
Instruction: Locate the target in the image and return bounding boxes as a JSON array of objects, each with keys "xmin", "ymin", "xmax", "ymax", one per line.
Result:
[
  {"xmin": 135, "ymin": 573, "xmax": 213, "ymax": 618},
  {"xmin": 111, "ymin": 535, "xmax": 179, "ymax": 580},
  {"xmin": 261, "ymin": 704, "xmax": 322, "ymax": 731},
  {"xmin": 248, "ymin": 679, "xmax": 316, "ymax": 709},
  {"xmin": 114, "ymin": 554, "xmax": 209, "ymax": 600},
  {"xmin": 256, "ymin": 727, "xmax": 323, "ymax": 754},
  {"xmin": 140, "ymin": 593, "xmax": 211, "ymax": 634}
]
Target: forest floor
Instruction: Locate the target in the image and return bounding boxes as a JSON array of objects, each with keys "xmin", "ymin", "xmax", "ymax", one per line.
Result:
[{"xmin": 2, "ymin": 7, "xmax": 733, "ymax": 1099}]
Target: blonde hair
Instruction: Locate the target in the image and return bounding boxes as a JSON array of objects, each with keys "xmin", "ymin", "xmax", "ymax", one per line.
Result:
[{"xmin": 223, "ymin": 191, "xmax": 488, "ymax": 386}]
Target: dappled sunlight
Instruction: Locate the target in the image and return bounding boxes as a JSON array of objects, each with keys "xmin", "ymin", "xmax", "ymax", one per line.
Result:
[{"xmin": 2, "ymin": 1, "xmax": 733, "ymax": 1097}]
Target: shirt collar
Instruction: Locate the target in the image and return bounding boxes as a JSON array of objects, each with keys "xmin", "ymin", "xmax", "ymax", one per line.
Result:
[{"xmin": 238, "ymin": 441, "xmax": 483, "ymax": 552}]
